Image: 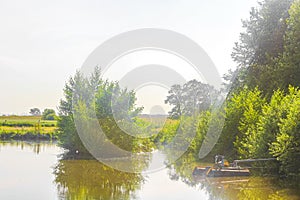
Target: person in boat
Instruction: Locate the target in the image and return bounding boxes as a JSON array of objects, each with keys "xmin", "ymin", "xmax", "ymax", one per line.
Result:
[
  {"xmin": 214, "ymin": 155, "xmax": 230, "ymax": 170},
  {"xmin": 214, "ymin": 155, "xmax": 224, "ymax": 170}
]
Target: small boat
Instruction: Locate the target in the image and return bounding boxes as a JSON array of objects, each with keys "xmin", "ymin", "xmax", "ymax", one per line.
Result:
[
  {"xmin": 193, "ymin": 166, "xmax": 250, "ymax": 177},
  {"xmin": 193, "ymin": 155, "xmax": 250, "ymax": 177}
]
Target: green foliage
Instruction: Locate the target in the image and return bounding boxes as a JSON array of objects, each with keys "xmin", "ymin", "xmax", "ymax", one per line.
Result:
[
  {"xmin": 165, "ymin": 79, "xmax": 218, "ymax": 119},
  {"xmin": 0, "ymin": 116, "xmax": 56, "ymax": 127},
  {"xmin": 57, "ymin": 68, "xmax": 148, "ymax": 156},
  {"xmin": 213, "ymin": 86, "xmax": 300, "ymax": 178},
  {"xmin": 57, "ymin": 71, "xmax": 83, "ymax": 154},
  {"xmin": 235, "ymin": 88, "xmax": 266, "ymax": 158},
  {"xmin": 231, "ymin": 0, "xmax": 293, "ymax": 95},
  {"xmin": 174, "ymin": 116, "xmax": 200, "ymax": 153},
  {"xmin": 189, "ymin": 111, "xmax": 211, "ymax": 155},
  {"xmin": 182, "ymin": 109, "xmax": 227, "ymax": 162},
  {"xmin": 213, "ymin": 87, "xmax": 265, "ymax": 159},
  {"xmin": 269, "ymin": 86, "xmax": 300, "ymax": 177},
  {"xmin": 232, "ymin": 0, "xmax": 292, "ymax": 68},
  {"xmin": 156, "ymin": 109, "xmax": 218, "ymax": 163},
  {"xmin": 277, "ymin": 0, "xmax": 300, "ymax": 91},
  {"xmin": 154, "ymin": 119, "xmax": 180, "ymax": 145},
  {"xmin": 253, "ymin": 89, "xmax": 285, "ymax": 158},
  {"xmin": 0, "ymin": 116, "xmax": 58, "ymax": 140},
  {"xmin": 230, "ymin": 0, "xmax": 300, "ymax": 98},
  {"xmin": 217, "ymin": 0, "xmax": 300, "ymax": 179},
  {"xmin": 42, "ymin": 109, "xmax": 57, "ymax": 120}
]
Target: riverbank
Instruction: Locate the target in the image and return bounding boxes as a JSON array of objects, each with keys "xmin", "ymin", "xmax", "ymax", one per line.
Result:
[{"xmin": 0, "ymin": 115, "xmax": 58, "ymax": 140}]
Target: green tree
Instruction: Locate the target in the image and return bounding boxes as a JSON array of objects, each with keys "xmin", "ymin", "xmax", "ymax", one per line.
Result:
[
  {"xmin": 58, "ymin": 68, "xmax": 145, "ymax": 156},
  {"xmin": 235, "ymin": 88, "xmax": 266, "ymax": 158},
  {"xmin": 270, "ymin": 86, "xmax": 300, "ymax": 177},
  {"xmin": 42, "ymin": 109, "xmax": 56, "ymax": 120},
  {"xmin": 231, "ymin": 0, "xmax": 293, "ymax": 94},
  {"xmin": 276, "ymin": 0, "xmax": 300, "ymax": 91},
  {"xmin": 165, "ymin": 80, "xmax": 218, "ymax": 119},
  {"xmin": 190, "ymin": 110, "xmax": 211, "ymax": 156},
  {"xmin": 253, "ymin": 89, "xmax": 285, "ymax": 158},
  {"xmin": 214, "ymin": 87, "xmax": 264, "ymax": 159},
  {"xmin": 164, "ymin": 84, "xmax": 182, "ymax": 119},
  {"xmin": 232, "ymin": 0, "xmax": 292, "ymax": 67},
  {"xmin": 58, "ymin": 71, "xmax": 87, "ymax": 154}
]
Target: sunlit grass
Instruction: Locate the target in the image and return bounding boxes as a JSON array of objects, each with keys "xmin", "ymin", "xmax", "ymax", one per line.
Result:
[
  {"xmin": 0, "ymin": 116, "xmax": 58, "ymax": 139},
  {"xmin": 0, "ymin": 126, "xmax": 57, "ymax": 135},
  {"xmin": 0, "ymin": 115, "xmax": 57, "ymax": 127}
]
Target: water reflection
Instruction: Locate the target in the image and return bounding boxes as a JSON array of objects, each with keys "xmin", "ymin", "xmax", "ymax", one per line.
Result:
[
  {"xmin": 191, "ymin": 176, "xmax": 300, "ymax": 200},
  {"xmin": 54, "ymin": 160, "xmax": 145, "ymax": 200},
  {"xmin": 0, "ymin": 141, "xmax": 299, "ymax": 199},
  {"xmin": 0, "ymin": 140, "xmax": 57, "ymax": 154},
  {"xmin": 53, "ymin": 149, "xmax": 300, "ymax": 200},
  {"xmin": 166, "ymin": 153, "xmax": 300, "ymax": 200},
  {"xmin": 0, "ymin": 141, "xmax": 60, "ymax": 200}
]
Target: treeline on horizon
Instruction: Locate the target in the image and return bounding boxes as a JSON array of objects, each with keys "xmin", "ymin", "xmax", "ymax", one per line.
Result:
[{"xmin": 56, "ymin": 0, "xmax": 300, "ymax": 180}]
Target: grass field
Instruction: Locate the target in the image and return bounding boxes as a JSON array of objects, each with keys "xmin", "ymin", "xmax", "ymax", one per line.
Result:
[
  {"xmin": 0, "ymin": 115, "xmax": 175, "ymax": 141},
  {"xmin": 0, "ymin": 116, "xmax": 58, "ymax": 140},
  {"xmin": 0, "ymin": 115, "xmax": 57, "ymax": 127}
]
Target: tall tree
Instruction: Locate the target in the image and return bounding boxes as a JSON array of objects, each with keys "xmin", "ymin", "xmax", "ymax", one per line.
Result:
[
  {"xmin": 58, "ymin": 71, "xmax": 86, "ymax": 154},
  {"xmin": 231, "ymin": 0, "xmax": 293, "ymax": 94},
  {"xmin": 277, "ymin": 0, "xmax": 300, "ymax": 90},
  {"xmin": 165, "ymin": 80, "xmax": 218, "ymax": 119},
  {"xmin": 164, "ymin": 84, "xmax": 183, "ymax": 119}
]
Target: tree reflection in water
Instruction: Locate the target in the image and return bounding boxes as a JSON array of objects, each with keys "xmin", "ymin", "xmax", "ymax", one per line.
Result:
[
  {"xmin": 53, "ymin": 149, "xmax": 300, "ymax": 199},
  {"xmin": 0, "ymin": 140, "xmax": 52, "ymax": 154},
  {"xmin": 54, "ymin": 158, "xmax": 148, "ymax": 200}
]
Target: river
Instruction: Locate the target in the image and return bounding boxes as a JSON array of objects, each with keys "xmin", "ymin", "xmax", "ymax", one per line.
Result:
[{"xmin": 0, "ymin": 141, "xmax": 299, "ymax": 200}]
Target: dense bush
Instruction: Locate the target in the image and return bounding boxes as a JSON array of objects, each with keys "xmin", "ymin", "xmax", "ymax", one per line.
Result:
[{"xmin": 57, "ymin": 68, "xmax": 151, "ymax": 156}]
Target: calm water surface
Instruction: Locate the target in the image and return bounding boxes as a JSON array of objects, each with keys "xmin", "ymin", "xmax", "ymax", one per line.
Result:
[{"xmin": 0, "ymin": 141, "xmax": 299, "ymax": 200}]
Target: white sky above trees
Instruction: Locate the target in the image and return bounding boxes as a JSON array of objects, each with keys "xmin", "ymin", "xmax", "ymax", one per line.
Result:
[{"xmin": 0, "ymin": 0, "xmax": 257, "ymax": 115}]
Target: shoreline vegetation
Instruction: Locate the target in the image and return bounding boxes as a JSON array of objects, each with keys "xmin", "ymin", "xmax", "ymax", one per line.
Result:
[{"xmin": 0, "ymin": 116, "xmax": 58, "ymax": 140}]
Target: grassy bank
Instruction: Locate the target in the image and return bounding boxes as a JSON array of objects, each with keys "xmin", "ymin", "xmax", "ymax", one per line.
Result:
[{"xmin": 0, "ymin": 116, "xmax": 58, "ymax": 140}]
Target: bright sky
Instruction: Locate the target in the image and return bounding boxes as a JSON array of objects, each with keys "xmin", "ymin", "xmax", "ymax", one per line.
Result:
[{"xmin": 0, "ymin": 0, "xmax": 258, "ymax": 115}]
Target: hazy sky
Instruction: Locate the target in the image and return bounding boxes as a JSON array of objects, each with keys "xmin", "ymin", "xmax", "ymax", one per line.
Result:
[{"xmin": 0, "ymin": 0, "xmax": 258, "ymax": 115}]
